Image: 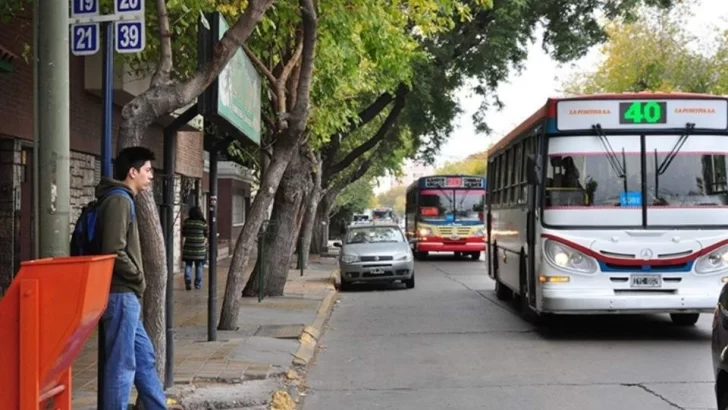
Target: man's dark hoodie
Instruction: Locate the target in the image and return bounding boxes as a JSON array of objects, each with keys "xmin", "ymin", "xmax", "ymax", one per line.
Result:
[{"xmin": 95, "ymin": 178, "xmax": 145, "ymax": 298}]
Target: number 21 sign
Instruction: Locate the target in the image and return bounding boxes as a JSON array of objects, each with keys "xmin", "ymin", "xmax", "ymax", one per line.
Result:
[{"xmin": 71, "ymin": 23, "xmax": 99, "ymax": 56}]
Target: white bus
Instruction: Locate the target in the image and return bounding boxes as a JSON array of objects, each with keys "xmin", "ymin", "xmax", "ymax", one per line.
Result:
[{"xmin": 486, "ymin": 92, "xmax": 728, "ymax": 325}]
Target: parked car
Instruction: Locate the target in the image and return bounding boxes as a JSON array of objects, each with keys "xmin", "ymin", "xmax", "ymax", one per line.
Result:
[{"xmin": 333, "ymin": 223, "xmax": 415, "ymax": 291}]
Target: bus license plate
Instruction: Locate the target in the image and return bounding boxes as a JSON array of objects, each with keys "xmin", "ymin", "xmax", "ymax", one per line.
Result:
[{"xmin": 630, "ymin": 274, "xmax": 661, "ymax": 288}]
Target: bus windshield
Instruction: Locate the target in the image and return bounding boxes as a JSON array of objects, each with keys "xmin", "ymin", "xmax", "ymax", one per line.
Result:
[
  {"xmin": 419, "ymin": 189, "xmax": 484, "ymax": 222},
  {"xmin": 544, "ymin": 134, "xmax": 728, "ymax": 226}
]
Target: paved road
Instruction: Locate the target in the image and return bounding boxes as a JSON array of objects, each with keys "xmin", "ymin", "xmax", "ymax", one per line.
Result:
[{"xmin": 301, "ymin": 254, "xmax": 717, "ymax": 410}]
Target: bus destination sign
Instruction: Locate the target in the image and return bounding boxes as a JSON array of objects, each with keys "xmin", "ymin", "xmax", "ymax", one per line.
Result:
[
  {"xmin": 556, "ymin": 98, "xmax": 728, "ymax": 131},
  {"xmin": 424, "ymin": 176, "xmax": 484, "ymax": 189}
]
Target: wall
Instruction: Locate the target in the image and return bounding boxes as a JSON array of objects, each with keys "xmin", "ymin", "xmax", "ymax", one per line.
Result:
[
  {"xmin": 0, "ymin": 15, "xmax": 205, "ymax": 282},
  {"xmin": 0, "ymin": 138, "xmax": 22, "ymax": 293}
]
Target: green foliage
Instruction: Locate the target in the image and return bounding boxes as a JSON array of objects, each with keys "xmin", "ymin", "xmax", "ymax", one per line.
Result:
[
  {"xmin": 0, "ymin": 0, "xmax": 29, "ymax": 23},
  {"xmin": 402, "ymin": 0, "xmax": 676, "ymax": 154},
  {"xmin": 564, "ymin": 5, "xmax": 728, "ymax": 94},
  {"xmin": 334, "ymin": 178, "xmax": 375, "ymax": 213},
  {"xmin": 374, "ymin": 184, "xmax": 407, "ymax": 215},
  {"xmin": 436, "ymin": 156, "xmax": 487, "ymax": 176},
  {"xmin": 330, "ymin": 178, "xmax": 375, "ymax": 226}
]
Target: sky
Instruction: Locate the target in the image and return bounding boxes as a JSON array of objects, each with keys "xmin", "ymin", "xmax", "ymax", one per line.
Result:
[{"xmin": 434, "ymin": 0, "xmax": 728, "ymax": 167}]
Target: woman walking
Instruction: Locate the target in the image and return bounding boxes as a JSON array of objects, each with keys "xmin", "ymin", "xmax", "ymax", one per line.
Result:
[{"xmin": 182, "ymin": 206, "xmax": 208, "ymax": 290}]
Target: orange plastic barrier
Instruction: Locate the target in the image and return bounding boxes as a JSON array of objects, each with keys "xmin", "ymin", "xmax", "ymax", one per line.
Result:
[{"xmin": 0, "ymin": 255, "xmax": 115, "ymax": 410}]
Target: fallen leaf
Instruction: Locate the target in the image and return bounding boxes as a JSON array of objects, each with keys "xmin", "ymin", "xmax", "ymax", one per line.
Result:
[{"xmin": 270, "ymin": 391, "xmax": 295, "ymax": 410}]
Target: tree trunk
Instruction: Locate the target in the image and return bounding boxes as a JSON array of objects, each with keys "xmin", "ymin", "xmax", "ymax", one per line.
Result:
[
  {"xmin": 135, "ymin": 191, "xmax": 167, "ymax": 378},
  {"xmin": 242, "ymin": 147, "xmax": 312, "ymax": 296},
  {"xmin": 310, "ymin": 200, "xmax": 327, "ymax": 254},
  {"xmin": 311, "ymin": 189, "xmax": 336, "ymax": 253},
  {"xmin": 218, "ymin": 0, "xmax": 318, "ymax": 330},
  {"xmin": 218, "ymin": 136, "xmax": 299, "ymax": 329},
  {"xmin": 297, "ymin": 153, "xmax": 322, "ymax": 269}
]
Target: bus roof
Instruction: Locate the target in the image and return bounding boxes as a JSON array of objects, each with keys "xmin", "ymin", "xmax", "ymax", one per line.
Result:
[{"xmin": 487, "ymin": 92, "xmax": 728, "ymax": 157}]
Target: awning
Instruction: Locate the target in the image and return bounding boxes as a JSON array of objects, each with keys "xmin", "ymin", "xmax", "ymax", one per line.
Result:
[{"xmin": 0, "ymin": 44, "xmax": 17, "ymax": 73}]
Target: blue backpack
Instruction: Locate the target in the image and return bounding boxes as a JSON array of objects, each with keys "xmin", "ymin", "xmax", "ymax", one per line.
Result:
[{"xmin": 70, "ymin": 188, "xmax": 136, "ymax": 256}]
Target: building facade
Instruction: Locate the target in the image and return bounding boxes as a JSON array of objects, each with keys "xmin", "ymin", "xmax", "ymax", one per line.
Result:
[{"xmin": 0, "ymin": 11, "xmax": 206, "ymax": 292}]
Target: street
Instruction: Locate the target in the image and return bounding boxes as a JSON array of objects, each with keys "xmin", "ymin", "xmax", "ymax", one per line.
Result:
[{"xmin": 301, "ymin": 255, "xmax": 716, "ymax": 410}]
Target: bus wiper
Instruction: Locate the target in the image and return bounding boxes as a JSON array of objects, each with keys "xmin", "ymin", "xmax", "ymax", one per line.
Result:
[
  {"xmin": 592, "ymin": 124, "xmax": 626, "ymax": 178},
  {"xmin": 652, "ymin": 123, "xmax": 695, "ymax": 205},
  {"xmin": 656, "ymin": 122, "xmax": 696, "ymax": 176}
]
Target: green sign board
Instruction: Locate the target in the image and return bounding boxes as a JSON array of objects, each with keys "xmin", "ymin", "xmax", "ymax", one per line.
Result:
[{"xmin": 215, "ymin": 14, "xmax": 261, "ymax": 145}]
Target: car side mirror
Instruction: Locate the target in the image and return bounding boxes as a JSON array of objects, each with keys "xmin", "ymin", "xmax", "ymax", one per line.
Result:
[{"xmin": 333, "ymin": 242, "xmax": 342, "ymax": 248}]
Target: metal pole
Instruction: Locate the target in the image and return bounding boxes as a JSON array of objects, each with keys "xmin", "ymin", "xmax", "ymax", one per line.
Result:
[
  {"xmin": 101, "ymin": 22, "xmax": 114, "ymax": 177},
  {"xmin": 96, "ymin": 21, "xmax": 114, "ymax": 409},
  {"xmin": 38, "ymin": 0, "xmax": 70, "ymax": 258},
  {"xmin": 163, "ymin": 129, "xmax": 176, "ymax": 389},
  {"xmin": 160, "ymin": 106, "xmax": 197, "ymax": 385},
  {"xmin": 299, "ymin": 235, "xmax": 304, "ymax": 276},
  {"xmin": 208, "ymin": 148, "xmax": 218, "ymax": 341},
  {"xmin": 32, "ymin": 0, "xmax": 39, "ymax": 260},
  {"xmin": 258, "ymin": 222, "xmax": 265, "ymax": 303}
]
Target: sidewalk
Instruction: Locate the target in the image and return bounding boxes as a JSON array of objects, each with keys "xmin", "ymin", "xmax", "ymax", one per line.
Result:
[{"xmin": 71, "ymin": 253, "xmax": 339, "ymax": 409}]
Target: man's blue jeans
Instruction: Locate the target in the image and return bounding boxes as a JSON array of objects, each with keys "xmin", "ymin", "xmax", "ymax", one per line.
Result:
[{"xmin": 101, "ymin": 292, "xmax": 167, "ymax": 410}]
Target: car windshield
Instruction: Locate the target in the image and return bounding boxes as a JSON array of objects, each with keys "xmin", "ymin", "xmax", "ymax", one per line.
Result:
[{"xmin": 345, "ymin": 226, "xmax": 404, "ymax": 244}]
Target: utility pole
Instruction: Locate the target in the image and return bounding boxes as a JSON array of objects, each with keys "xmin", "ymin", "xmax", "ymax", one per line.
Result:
[{"xmin": 38, "ymin": 0, "xmax": 71, "ymax": 257}]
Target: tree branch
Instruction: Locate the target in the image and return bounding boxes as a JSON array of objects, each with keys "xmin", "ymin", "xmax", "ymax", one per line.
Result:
[
  {"xmin": 321, "ymin": 85, "xmax": 402, "ymax": 165},
  {"xmin": 289, "ymin": 0, "xmax": 318, "ymax": 135},
  {"xmin": 120, "ymin": 0, "xmax": 276, "ymax": 145},
  {"xmin": 325, "ymin": 83, "xmax": 408, "ymax": 181},
  {"xmin": 243, "ymin": 44, "xmax": 278, "ymax": 88},
  {"xmin": 150, "ymin": 0, "xmax": 173, "ymax": 87},
  {"xmin": 281, "ymin": 29, "xmax": 304, "ymax": 86}
]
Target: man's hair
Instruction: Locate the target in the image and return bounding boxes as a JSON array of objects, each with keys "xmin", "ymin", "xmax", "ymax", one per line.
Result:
[{"xmin": 114, "ymin": 147, "xmax": 156, "ymax": 181}]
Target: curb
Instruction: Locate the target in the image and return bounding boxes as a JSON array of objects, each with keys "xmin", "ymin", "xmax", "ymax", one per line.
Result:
[{"xmin": 291, "ymin": 269, "xmax": 339, "ymax": 366}]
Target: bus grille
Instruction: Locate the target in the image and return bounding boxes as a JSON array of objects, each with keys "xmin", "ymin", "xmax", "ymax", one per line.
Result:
[{"xmin": 438, "ymin": 227, "xmax": 472, "ymax": 236}]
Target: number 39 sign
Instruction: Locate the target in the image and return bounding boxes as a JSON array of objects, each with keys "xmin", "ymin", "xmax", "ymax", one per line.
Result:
[{"xmin": 114, "ymin": 21, "xmax": 145, "ymax": 53}]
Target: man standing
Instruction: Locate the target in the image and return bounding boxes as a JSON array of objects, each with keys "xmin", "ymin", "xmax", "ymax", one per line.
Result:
[{"xmin": 96, "ymin": 146, "xmax": 167, "ymax": 409}]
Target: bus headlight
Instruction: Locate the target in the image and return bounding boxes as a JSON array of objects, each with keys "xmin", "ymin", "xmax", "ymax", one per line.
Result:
[
  {"xmin": 696, "ymin": 246, "xmax": 728, "ymax": 273},
  {"xmin": 419, "ymin": 228, "xmax": 432, "ymax": 237},
  {"xmin": 544, "ymin": 239, "xmax": 597, "ymax": 273}
]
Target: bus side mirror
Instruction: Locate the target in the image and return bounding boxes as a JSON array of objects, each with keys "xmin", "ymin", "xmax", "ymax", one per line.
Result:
[{"xmin": 526, "ymin": 155, "xmax": 540, "ymax": 186}]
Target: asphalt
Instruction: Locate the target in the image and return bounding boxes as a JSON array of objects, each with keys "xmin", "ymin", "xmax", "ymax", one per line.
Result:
[{"xmin": 301, "ymin": 253, "xmax": 717, "ymax": 410}]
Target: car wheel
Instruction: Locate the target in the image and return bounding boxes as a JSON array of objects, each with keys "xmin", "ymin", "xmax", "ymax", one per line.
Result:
[
  {"xmin": 670, "ymin": 313, "xmax": 699, "ymax": 326},
  {"xmin": 404, "ymin": 272, "xmax": 415, "ymax": 289},
  {"xmin": 339, "ymin": 280, "xmax": 352, "ymax": 292}
]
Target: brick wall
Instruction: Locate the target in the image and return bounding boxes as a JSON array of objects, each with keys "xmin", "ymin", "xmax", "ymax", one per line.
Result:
[
  {"xmin": 176, "ymin": 131, "xmax": 203, "ymax": 178},
  {"xmin": 0, "ymin": 17, "xmax": 165, "ymax": 163},
  {"xmin": 69, "ymin": 152, "xmax": 99, "ymax": 229}
]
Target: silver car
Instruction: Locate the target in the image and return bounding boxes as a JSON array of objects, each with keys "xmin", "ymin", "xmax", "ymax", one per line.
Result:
[{"xmin": 333, "ymin": 223, "xmax": 415, "ymax": 291}]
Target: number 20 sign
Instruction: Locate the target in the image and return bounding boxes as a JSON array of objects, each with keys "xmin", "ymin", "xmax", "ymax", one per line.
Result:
[{"xmin": 114, "ymin": 21, "xmax": 145, "ymax": 53}]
